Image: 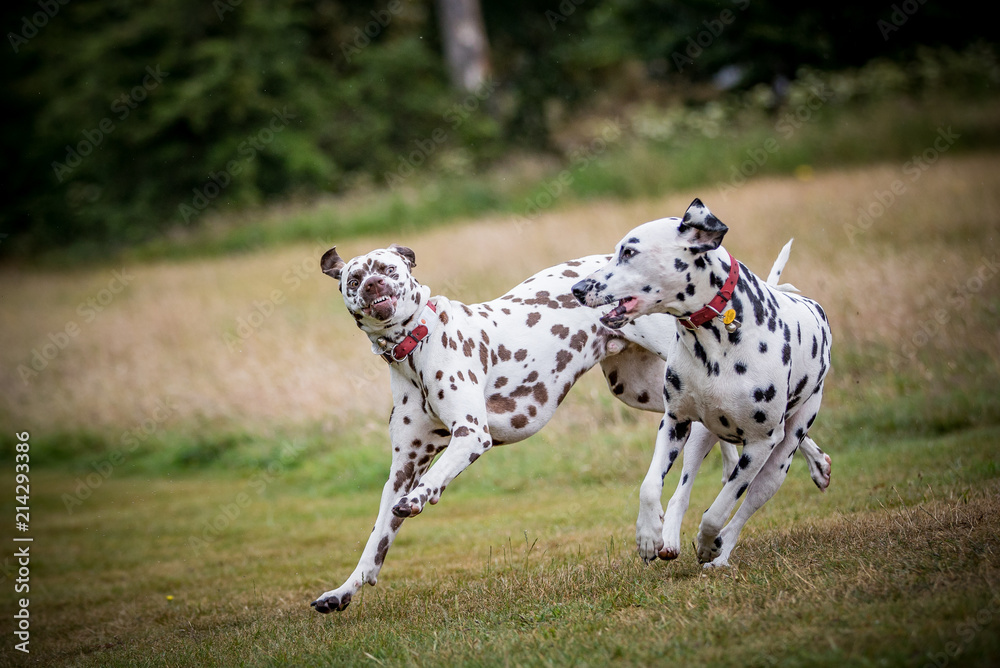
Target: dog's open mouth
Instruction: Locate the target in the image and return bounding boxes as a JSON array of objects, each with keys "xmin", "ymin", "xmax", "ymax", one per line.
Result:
[
  {"xmin": 600, "ymin": 296, "xmax": 638, "ymax": 329},
  {"xmin": 364, "ymin": 294, "xmax": 398, "ymax": 320}
]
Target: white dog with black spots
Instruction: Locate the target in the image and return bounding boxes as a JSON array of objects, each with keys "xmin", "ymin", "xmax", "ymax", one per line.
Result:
[{"xmin": 573, "ymin": 198, "xmax": 832, "ymax": 567}]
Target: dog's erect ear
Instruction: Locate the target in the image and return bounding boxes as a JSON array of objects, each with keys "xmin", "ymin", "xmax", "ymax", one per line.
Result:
[
  {"xmin": 678, "ymin": 198, "xmax": 728, "ymax": 253},
  {"xmin": 321, "ymin": 247, "xmax": 346, "ymax": 280},
  {"xmin": 389, "ymin": 244, "xmax": 416, "ymax": 270}
]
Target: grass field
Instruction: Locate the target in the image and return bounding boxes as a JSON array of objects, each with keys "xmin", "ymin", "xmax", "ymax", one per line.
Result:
[{"xmin": 1, "ymin": 153, "xmax": 999, "ymax": 666}]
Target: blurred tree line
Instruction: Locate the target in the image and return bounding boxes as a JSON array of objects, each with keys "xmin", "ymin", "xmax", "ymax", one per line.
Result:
[{"xmin": 2, "ymin": 0, "xmax": 996, "ymax": 255}]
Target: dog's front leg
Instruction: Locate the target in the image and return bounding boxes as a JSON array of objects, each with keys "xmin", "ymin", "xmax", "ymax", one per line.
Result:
[
  {"xmin": 636, "ymin": 414, "xmax": 692, "ymax": 562},
  {"xmin": 312, "ymin": 421, "xmax": 441, "ymax": 613},
  {"xmin": 391, "ymin": 408, "xmax": 491, "ymax": 518},
  {"xmin": 659, "ymin": 423, "xmax": 717, "ymax": 560}
]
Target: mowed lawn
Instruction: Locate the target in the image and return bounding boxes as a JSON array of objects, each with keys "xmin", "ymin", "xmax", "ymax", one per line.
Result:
[{"xmin": 1, "ymin": 153, "xmax": 1000, "ymax": 666}]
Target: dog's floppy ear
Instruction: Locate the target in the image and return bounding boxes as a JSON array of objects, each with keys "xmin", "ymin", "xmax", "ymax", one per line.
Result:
[
  {"xmin": 389, "ymin": 244, "xmax": 416, "ymax": 270},
  {"xmin": 321, "ymin": 247, "xmax": 346, "ymax": 280},
  {"xmin": 678, "ymin": 198, "xmax": 728, "ymax": 253}
]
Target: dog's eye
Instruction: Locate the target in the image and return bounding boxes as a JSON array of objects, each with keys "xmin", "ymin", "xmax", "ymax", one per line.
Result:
[
  {"xmin": 385, "ymin": 265, "xmax": 396, "ymax": 275},
  {"xmin": 620, "ymin": 247, "xmax": 637, "ymax": 261},
  {"xmin": 347, "ymin": 278, "xmax": 360, "ymax": 289}
]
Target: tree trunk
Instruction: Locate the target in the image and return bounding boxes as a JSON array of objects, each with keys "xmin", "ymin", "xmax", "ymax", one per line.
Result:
[{"xmin": 435, "ymin": 0, "xmax": 491, "ymax": 92}]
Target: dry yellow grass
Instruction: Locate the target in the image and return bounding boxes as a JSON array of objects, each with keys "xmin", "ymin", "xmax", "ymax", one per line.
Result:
[{"xmin": 2, "ymin": 153, "xmax": 999, "ymax": 435}]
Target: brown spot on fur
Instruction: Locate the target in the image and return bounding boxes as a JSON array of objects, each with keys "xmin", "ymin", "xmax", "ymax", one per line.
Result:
[
  {"xmin": 555, "ymin": 350, "xmax": 573, "ymax": 372},
  {"xmin": 533, "ymin": 383, "xmax": 549, "ymax": 405},
  {"xmin": 514, "ymin": 349, "xmax": 528, "ymax": 362},
  {"xmin": 526, "ymin": 312, "xmax": 541, "ymax": 327},
  {"xmin": 557, "ymin": 382, "xmax": 573, "ymax": 404},
  {"xmin": 563, "ymin": 269, "xmax": 579, "ymax": 277},
  {"xmin": 495, "ymin": 376, "xmax": 508, "ymax": 388},
  {"xmin": 463, "ymin": 339, "xmax": 475, "ymax": 357},
  {"xmin": 551, "ymin": 324, "xmax": 570, "ymax": 339},
  {"xmin": 497, "ymin": 344, "xmax": 512, "ymax": 361},
  {"xmin": 557, "ymin": 294, "xmax": 581, "ymax": 309},
  {"xmin": 439, "ymin": 311, "xmax": 449, "ymax": 324},
  {"xmin": 487, "ymin": 394, "xmax": 517, "ymax": 413},
  {"xmin": 637, "ymin": 391, "xmax": 650, "ymax": 404},
  {"xmin": 393, "ymin": 461, "xmax": 415, "ymax": 492},
  {"xmin": 528, "ymin": 405, "xmax": 537, "ymax": 417},
  {"xmin": 525, "ymin": 370, "xmax": 539, "ymax": 383},
  {"xmin": 569, "ymin": 330, "xmax": 588, "ymax": 352},
  {"xmin": 510, "ymin": 385, "xmax": 532, "ymax": 398},
  {"xmin": 375, "ymin": 536, "xmax": 390, "ymax": 566},
  {"xmin": 511, "ymin": 414, "xmax": 528, "ymax": 429},
  {"xmin": 453, "ymin": 426, "xmax": 470, "ymax": 437},
  {"xmin": 479, "ymin": 342, "xmax": 489, "ymax": 373}
]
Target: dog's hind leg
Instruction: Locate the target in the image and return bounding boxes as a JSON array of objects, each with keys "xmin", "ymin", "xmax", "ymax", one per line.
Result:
[
  {"xmin": 798, "ymin": 436, "xmax": 831, "ymax": 491},
  {"xmin": 704, "ymin": 390, "xmax": 825, "ymax": 568}
]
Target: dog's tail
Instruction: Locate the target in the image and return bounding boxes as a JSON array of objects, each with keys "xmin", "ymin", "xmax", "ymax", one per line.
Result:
[{"xmin": 766, "ymin": 238, "xmax": 800, "ymax": 293}]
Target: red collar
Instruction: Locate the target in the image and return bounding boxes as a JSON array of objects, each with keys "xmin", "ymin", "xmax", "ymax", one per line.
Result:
[
  {"xmin": 383, "ymin": 301, "xmax": 437, "ymax": 363},
  {"xmin": 678, "ymin": 253, "xmax": 739, "ymax": 331}
]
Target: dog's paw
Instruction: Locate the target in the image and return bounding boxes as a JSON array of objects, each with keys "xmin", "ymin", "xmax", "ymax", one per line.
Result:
[
  {"xmin": 311, "ymin": 591, "xmax": 352, "ymax": 613},
  {"xmin": 391, "ymin": 497, "xmax": 422, "ymax": 518},
  {"xmin": 702, "ymin": 557, "xmax": 730, "ymax": 570},
  {"xmin": 636, "ymin": 514, "xmax": 665, "ymax": 562},
  {"xmin": 696, "ymin": 531, "xmax": 723, "ymax": 564},
  {"xmin": 811, "ymin": 453, "xmax": 832, "ymax": 492}
]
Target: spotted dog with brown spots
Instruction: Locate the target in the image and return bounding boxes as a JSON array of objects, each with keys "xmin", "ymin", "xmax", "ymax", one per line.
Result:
[
  {"xmin": 310, "ymin": 243, "xmax": 825, "ymax": 612},
  {"xmin": 573, "ymin": 198, "xmax": 833, "ymax": 569}
]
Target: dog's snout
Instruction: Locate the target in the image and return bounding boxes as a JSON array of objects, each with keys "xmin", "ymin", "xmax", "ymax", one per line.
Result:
[
  {"xmin": 363, "ymin": 276, "xmax": 386, "ymax": 295},
  {"xmin": 571, "ymin": 279, "xmax": 591, "ymax": 304}
]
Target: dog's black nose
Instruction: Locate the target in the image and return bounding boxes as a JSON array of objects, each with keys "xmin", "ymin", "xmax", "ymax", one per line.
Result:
[{"xmin": 571, "ymin": 280, "xmax": 590, "ymax": 304}]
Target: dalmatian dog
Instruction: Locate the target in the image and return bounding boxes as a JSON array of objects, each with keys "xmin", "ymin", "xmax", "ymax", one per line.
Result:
[
  {"xmin": 310, "ymin": 242, "xmax": 827, "ymax": 613},
  {"xmin": 573, "ymin": 198, "xmax": 833, "ymax": 568}
]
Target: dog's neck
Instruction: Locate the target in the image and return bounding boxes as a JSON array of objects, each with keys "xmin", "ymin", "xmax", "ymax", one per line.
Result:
[
  {"xmin": 360, "ymin": 284, "xmax": 434, "ymax": 354},
  {"xmin": 666, "ymin": 247, "xmax": 733, "ymax": 320}
]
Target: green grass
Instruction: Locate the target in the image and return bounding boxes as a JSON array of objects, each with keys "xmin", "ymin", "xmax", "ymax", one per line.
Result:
[{"xmin": 3, "ymin": 383, "xmax": 999, "ymax": 667}]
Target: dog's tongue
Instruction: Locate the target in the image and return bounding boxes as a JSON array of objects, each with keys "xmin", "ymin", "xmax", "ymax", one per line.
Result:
[{"xmin": 600, "ymin": 297, "xmax": 637, "ymax": 329}]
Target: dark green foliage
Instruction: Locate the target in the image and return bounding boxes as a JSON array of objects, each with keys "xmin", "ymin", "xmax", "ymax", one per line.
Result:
[{"xmin": 1, "ymin": 0, "xmax": 997, "ymax": 255}]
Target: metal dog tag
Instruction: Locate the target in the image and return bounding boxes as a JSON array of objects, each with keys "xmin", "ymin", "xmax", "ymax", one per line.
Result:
[{"xmin": 722, "ymin": 309, "xmax": 741, "ymax": 333}]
